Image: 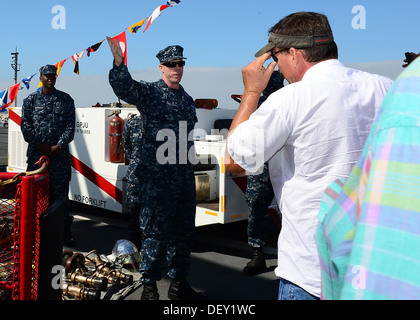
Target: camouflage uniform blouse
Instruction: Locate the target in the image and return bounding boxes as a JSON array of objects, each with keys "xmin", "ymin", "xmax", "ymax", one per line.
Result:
[
  {"xmin": 109, "ymin": 63, "xmax": 197, "ymax": 186},
  {"xmin": 21, "ymin": 89, "xmax": 75, "ymax": 179}
]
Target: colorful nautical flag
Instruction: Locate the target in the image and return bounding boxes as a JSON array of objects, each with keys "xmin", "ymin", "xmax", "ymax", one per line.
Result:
[
  {"xmin": 111, "ymin": 31, "xmax": 128, "ymax": 65},
  {"xmin": 72, "ymin": 51, "xmax": 85, "ymax": 75},
  {"xmin": 167, "ymin": 0, "xmax": 182, "ymax": 6},
  {"xmin": 143, "ymin": 5, "xmax": 169, "ymax": 33},
  {"xmin": 129, "ymin": 18, "xmax": 147, "ymax": 33},
  {"xmin": 0, "ymin": 89, "xmax": 8, "ymax": 109},
  {"xmin": 7, "ymin": 83, "xmax": 20, "ymax": 108},
  {"xmin": 0, "ymin": 83, "xmax": 20, "ymax": 110},
  {"xmin": 143, "ymin": 1, "xmax": 182, "ymax": 33},
  {"xmin": 6, "ymin": 0, "xmax": 184, "ymax": 96},
  {"xmin": 86, "ymin": 40, "xmax": 104, "ymax": 57},
  {"xmin": 55, "ymin": 59, "xmax": 67, "ymax": 76},
  {"xmin": 22, "ymin": 73, "xmax": 37, "ymax": 90}
]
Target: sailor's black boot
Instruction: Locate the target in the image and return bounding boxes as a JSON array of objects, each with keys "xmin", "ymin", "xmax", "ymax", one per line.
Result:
[
  {"xmin": 168, "ymin": 278, "xmax": 208, "ymax": 300},
  {"xmin": 141, "ymin": 282, "xmax": 159, "ymax": 300},
  {"xmin": 243, "ymin": 247, "xmax": 267, "ymax": 275}
]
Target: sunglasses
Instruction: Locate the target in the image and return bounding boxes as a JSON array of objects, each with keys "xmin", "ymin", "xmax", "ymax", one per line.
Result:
[
  {"xmin": 270, "ymin": 48, "xmax": 289, "ymax": 62},
  {"xmin": 162, "ymin": 61, "xmax": 186, "ymax": 68}
]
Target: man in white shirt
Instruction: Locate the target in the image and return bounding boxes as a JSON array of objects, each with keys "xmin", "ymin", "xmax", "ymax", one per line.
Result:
[{"xmin": 225, "ymin": 11, "xmax": 393, "ymax": 299}]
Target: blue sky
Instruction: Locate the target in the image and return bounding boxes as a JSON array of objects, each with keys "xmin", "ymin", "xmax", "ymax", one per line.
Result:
[{"xmin": 1, "ymin": 0, "xmax": 419, "ymax": 108}]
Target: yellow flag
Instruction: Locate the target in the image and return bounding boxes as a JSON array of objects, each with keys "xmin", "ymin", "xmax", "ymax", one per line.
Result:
[{"xmin": 129, "ymin": 18, "xmax": 147, "ymax": 33}]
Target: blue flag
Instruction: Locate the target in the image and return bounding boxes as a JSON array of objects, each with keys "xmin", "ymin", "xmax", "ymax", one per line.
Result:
[
  {"xmin": 22, "ymin": 73, "xmax": 37, "ymax": 90},
  {"xmin": 167, "ymin": 0, "xmax": 182, "ymax": 5},
  {"xmin": 0, "ymin": 89, "xmax": 8, "ymax": 109}
]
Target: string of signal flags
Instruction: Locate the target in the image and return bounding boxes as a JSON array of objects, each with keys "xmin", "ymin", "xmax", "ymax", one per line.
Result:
[{"xmin": 0, "ymin": 0, "xmax": 183, "ymax": 110}]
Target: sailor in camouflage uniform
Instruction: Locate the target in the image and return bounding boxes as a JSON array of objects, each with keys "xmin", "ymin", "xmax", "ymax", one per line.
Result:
[
  {"xmin": 108, "ymin": 38, "xmax": 205, "ymax": 300},
  {"xmin": 122, "ymin": 113, "xmax": 144, "ymax": 249},
  {"xmin": 243, "ymin": 71, "xmax": 284, "ymax": 275},
  {"xmin": 21, "ymin": 65, "xmax": 76, "ymax": 246}
]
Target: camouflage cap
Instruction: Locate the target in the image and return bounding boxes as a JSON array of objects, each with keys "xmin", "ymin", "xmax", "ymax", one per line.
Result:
[
  {"xmin": 156, "ymin": 45, "xmax": 187, "ymax": 63},
  {"xmin": 39, "ymin": 64, "xmax": 57, "ymax": 75}
]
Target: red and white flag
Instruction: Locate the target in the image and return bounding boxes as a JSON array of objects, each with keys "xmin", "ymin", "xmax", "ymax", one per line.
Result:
[
  {"xmin": 143, "ymin": 5, "xmax": 169, "ymax": 33},
  {"xmin": 111, "ymin": 31, "xmax": 128, "ymax": 66}
]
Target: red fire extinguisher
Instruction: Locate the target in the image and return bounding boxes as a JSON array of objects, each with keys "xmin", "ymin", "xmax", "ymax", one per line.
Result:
[{"xmin": 109, "ymin": 110, "xmax": 125, "ymax": 163}]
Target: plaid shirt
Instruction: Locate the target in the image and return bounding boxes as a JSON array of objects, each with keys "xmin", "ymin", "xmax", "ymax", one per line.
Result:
[{"xmin": 316, "ymin": 58, "xmax": 420, "ymax": 300}]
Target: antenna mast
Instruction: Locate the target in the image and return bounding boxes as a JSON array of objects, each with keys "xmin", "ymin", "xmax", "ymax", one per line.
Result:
[{"xmin": 11, "ymin": 46, "xmax": 20, "ymax": 107}]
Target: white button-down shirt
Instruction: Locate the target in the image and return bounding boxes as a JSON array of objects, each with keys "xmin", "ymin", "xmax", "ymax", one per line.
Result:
[{"xmin": 228, "ymin": 59, "xmax": 393, "ymax": 296}]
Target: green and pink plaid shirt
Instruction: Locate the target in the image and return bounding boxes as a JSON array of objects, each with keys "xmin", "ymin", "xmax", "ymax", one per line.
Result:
[{"xmin": 317, "ymin": 57, "xmax": 420, "ymax": 300}]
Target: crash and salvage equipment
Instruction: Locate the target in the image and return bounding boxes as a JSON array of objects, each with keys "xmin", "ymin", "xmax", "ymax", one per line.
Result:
[{"xmin": 61, "ymin": 249, "xmax": 135, "ymax": 300}]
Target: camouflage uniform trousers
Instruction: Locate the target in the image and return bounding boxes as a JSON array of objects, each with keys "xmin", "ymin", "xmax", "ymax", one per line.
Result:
[
  {"xmin": 245, "ymin": 162, "xmax": 274, "ymax": 248},
  {"xmin": 138, "ymin": 171, "xmax": 196, "ymax": 284},
  {"xmin": 122, "ymin": 116, "xmax": 144, "ymax": 248},
  {"xmin": 125, "ymin": 170, "xmax": 142, "ymax": 247}
]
